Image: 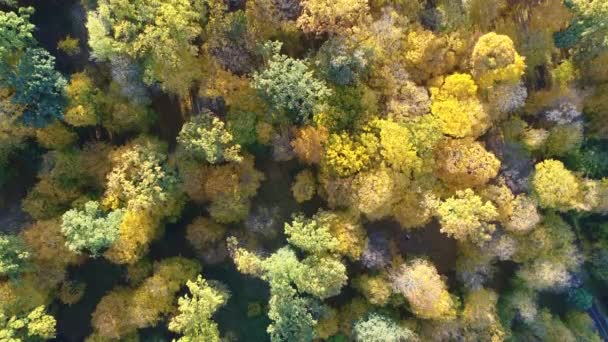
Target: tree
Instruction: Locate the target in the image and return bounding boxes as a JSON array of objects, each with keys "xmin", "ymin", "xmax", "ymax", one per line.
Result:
[
  {"xmin": 555, "ymin": 0, "xmax": 608, "ymax": 60},
  {"xmin": 371, "ymin": 119, "xmax": 422, "ymax": 176},
  {"xmin": 352, "ymin": 274, "xmax": 392, "ymax": 306},
  {"xmin": 253, "ymin": 41, "xmax": 331, "ymax": 124},
  {"xmin": 0, "ymin": 306, "xmax": 56, "ymax": 341},
  {"xmin": 471, "ymin": 32, "xmax": 526, "ymax": 89},
  {"xmin": 185, "ymin": 217, "xmax": 227, "ymax": 262},
  {"xmin": 104, "ymin": 141, "xmax": 181, "ymax": 215},
  {"xmin": 430, "ymin": 73, "xmax": 489, "ymax": 138},
  {"xmin": 461, "ymin": 288, "xmax": 505, "ymax": 341},
  {"xmin": 297, "ymin": 0, "xmax": 369, "ymax": 35},
  {"xmin": 285, "ymin": 213, "xmax": 339, "ymax": 255},
  {"xmin": 315, "ymin": 37, "xmax": 371, "ymax": 86},
  {"xmin": 295, "ymin": 255, "xmax": 347, "ymax": 299},
  {"xmin": 291, "ymin": 169, "xmax": 316, "ymax": 203},
  {"xmin": 353, "ymin": 313, "xmax": 416, "ymax": 342},
  {"xmin": 323, "ymin": 133, "xmax": 373, "ymax": 178},
  {"xmin": 57, "ymin": 35, "xmax": 80, "ymax": 56},
  {"xmin": 1, "ymin": 48, "xmax": 66, "ymax": 127},
  {"xmin": 402, "ymin": 29, "xmax": 467, "ymax": 83},
  {"xmin": 532, "ymin": 159, "xmax": 582, "ymax": 210},
  {"xmin": 316, "ymin": 210, "xmax": 366, "ymax": 261},
  {"xmin": 168, "ymin": 275, "xmax": 229, "ymax": 342},
  {"xmin": 86, "ymin": 0, "xmax": 207, "ymax": 94},
  {"xmin": 177, "ymin": 113, "xmax": 242, "ymax": 164},
  {"xmin": 0, "ymin": 7, "xmax": 34, "ymax": 62},
  {"xmin": 61, "ymin": 201, "xmax": 125, "ymax": 256},
  {"xmin": 390, "ymin": 259, "xmax": 456, "ymax": 320},
  {"xmin": 291, "ymin": 125, "xmax": 328, "ymax": 165},
  {"xmin": 436, "ymin": 189, "xmax": 498, "ymax": 244},
  {"xmin": 63, "ymin": 72, "xmax": 100, "ymax": 127},
  {"xmin": 435, "ymin": 138, "xmax": 500, "ymax": 189},
  {"xmin": 0, "ymin": 234, "xmax": 29, "ymax": 278},
  {"xmin": 103, "ymin": 209, "xmax": 159, "ymax": 265},
  {"xmin": 351, "ymin": 167, "xmax": 403, "ymax": 221},
  {"xmin": 91, "ymin": 257, "xmax": 200, "ymax": 339}
]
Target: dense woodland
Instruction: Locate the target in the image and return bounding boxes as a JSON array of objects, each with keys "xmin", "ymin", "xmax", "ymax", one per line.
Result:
[{"xmin": 1, "ymin": 0, "xmax": 608, "ymax": 341}]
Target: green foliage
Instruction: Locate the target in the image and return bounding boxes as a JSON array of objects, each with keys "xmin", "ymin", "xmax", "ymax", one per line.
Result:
[
  {"xmin": 0, "ymin": 306, "xmax": 56, "ymax": 341},
  {"xmin": 0, "ymin": 7, "xmax": 35, "ymax": 61},
  {"xmin": 284, "ymin": 213, "xmax": 339, "ymax": 255},
  {"xmin": 86, "ymin": 0, "xmax": 207, "ymax": 93},
  {"xmin": 168, "ymin": 275, "xmax": 229, "ymax": 342},
  {"xmin": 353, "ymin": 313, "xmax": 416, "ymax": 342},
  {"xmin": 61, "ymin": 201, "xmax": 125, "ymax": 256},
  {"xmin": 0, "ymin": 234, "xmax": 29, "ymax": 278},
  {"xmin": 253, "ymin": 41, "xmax": 331, "ymax": 124},
  {"xmin": 177, "ymin": 113, "xmax": 242, "ymax": 164},
  {"xmin": 1, "ymin": 48, "xmax": 66, "ymax": 127},
  {"xmin": 555, "ymin": 0, "xmax": 608, "ymax": 60},
  {"xmin": 566, "ymin": 287, "xmax": 593, "ymax": 311},
  {"xmin": 227, "ymin": 110, "xmax": 257, "ymax": 147}
]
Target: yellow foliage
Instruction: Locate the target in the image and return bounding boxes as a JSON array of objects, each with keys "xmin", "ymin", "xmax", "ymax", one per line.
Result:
[
  {"xmin": 532, "ymin": 159, "xmax": 582, "ymax": 211},
  {"xmin": 402, "ymin": 29, "xmax": 467, "ymax": 83},
  {"xmin": 318, "ymin": 210, "xmax": 366, "ymax": 260},
  {"xmin": 104, "ymin": 210, "xmax": 160, "ymax": 265},
  {"xmin": 64, "ymin": 72, "xmax": 99, "ymax": 127},
  {"xmin": 392, "ymin": 259, "xmax": 456, "ymax": 320},
  {"xmin": 323, "ymin": 133, "xmax": 374, "ymax": 178},
  {"xmin": 431, "ymin": 73, "xmax": 489, "ymax": 138},
  {"xmin": 35, "ymin": 121, "xmax": 77, "ymax": 150},
  {"xmin": 291, "ymin": 169, "xmax": 316, "ymax": 203},
  {"xmin": 353, "ymin": 273, "xmax": 392, "ymax": 306},
  {"xmin": 471, "ymin": 32, "xmax": 526, "ymax": 89},
  {"xmin": 315, "ymin": 308, "xmax": 339, "ymax": 340},
  {"xmin": 436, "ymin": 189, "xmax": 499, "ymax": 244},
  {"xmin": 435, "ymin": 138, "xmax": 500, "ymax": 189},
  {"xmin": 461, "ymin": 288, "xmax": 505, "ymax": 341},
  {"xmin": 351, "ymin": 167, "xmax": 406, "ymax": 221},
  {"xmin": 297, "ymin": 0, "xmax": 369, "ymax": 35}
]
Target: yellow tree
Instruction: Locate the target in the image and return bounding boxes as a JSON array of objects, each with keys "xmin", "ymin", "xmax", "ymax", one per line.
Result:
[
  {"xmin": 471, "ymin": 32, "xmax": 526, "ymax": 89},
  {"xmin": 436, "ymin": 189, "xmax": 499, "ymax": 244},
  {"xmin": 430, "ymin": 73, "xmax": 489, "ymax": 138},
  {"xmin": 532, "ymin": 159, "xmax": 582, "ymax": 211},
  {"xmin": 297, "ymin": 0, "xmax": 369, "ymax": 36},
  {"xmin": 435, "ymin": 138, "xmax": 500, "ymax": 189},
  {"xmin": 390, "ymin": 259, "xmax": 456, "ymax": 320}
]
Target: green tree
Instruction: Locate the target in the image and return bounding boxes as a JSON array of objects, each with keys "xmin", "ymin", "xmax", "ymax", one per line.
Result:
[
  {"xmin": 253, "ymin": 41, "xmax": 331, "ymax": 124},
  {"xmin": 61, "ymin": 201, "xmax": 125, "ymax": 256},
  {"xmin": 555, "ymin": 0, "xmax": 608, "ymax": 60},
  {"xmin": 0, "ymin": 7, "xmax": 34, "ymax": 62},
  {"xmin": 168, "ymin": 275, "xmax": 229, "ymax": 342},
  {"xmin": 284, "ymin": 213, "xmax": 339, "ymax": 255},
  {"xmin": 0, "ymin": 234, "xmax": 29, "ymax": 278},
  {"xmin": 1, "ymin": 48, "xmax": 66, "ymax": 127},
  {"xmin": 0, "ymin": 306, "xmax": 56, "ymax": 341},
  {"xmin": 86, "ymin": 0, "xmax": 207, "ymax": 94},
  {"xmin": 177, "ymin": 113, "xmax": 242, "ymax": 164},
  {"xmin": 353, "ymin": 313, "xmax": 416, "ymax": 342}
]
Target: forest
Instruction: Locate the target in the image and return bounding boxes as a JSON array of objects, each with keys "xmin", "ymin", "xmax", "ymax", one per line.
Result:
[{"xmin": 1, "ymin": 0, "xmax": 608, "ymax": 341}]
